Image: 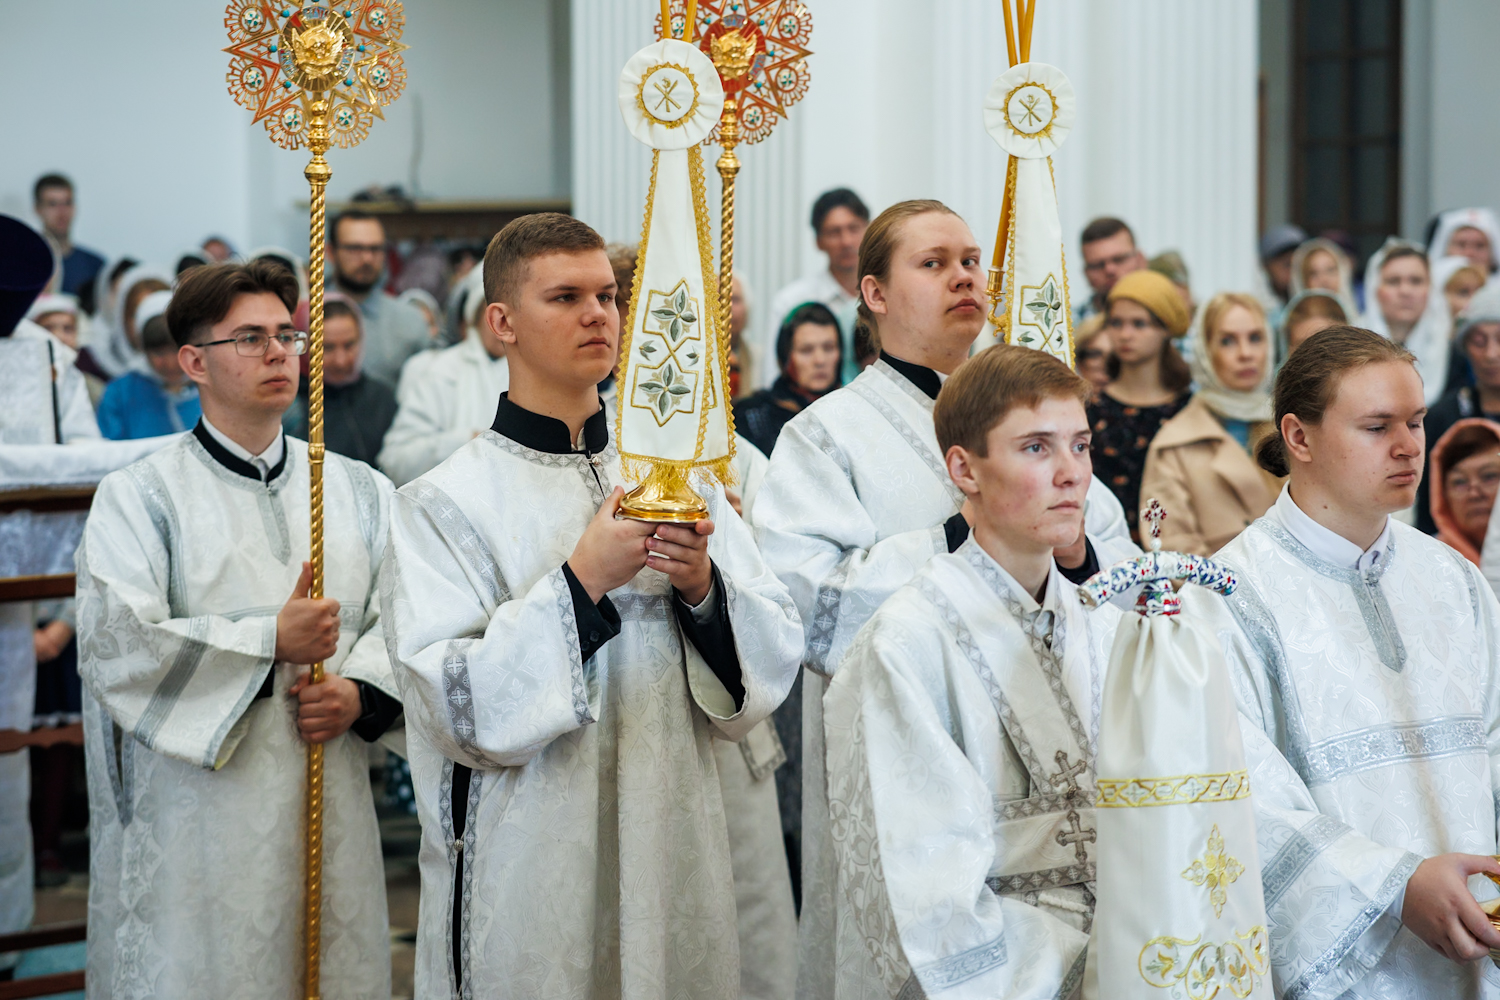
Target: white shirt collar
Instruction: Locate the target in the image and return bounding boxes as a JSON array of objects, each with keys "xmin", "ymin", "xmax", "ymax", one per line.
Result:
[
  {"xmin": 810, "ymin": 267, "xmax": 859, "ymax": 307},
  {"xmin": 201, "ymin": 415, "xmax": 285, "ymax": 482},
  {"xmin": 1272, "ymin": 485, "xmax": 1392, "ymax": 572}
]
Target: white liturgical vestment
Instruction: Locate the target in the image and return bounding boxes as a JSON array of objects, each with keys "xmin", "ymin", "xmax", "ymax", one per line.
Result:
[
  {"xmin": 753, "ymin": 356, "xmax": 1136, "ymax": 1000},
  {"xmin": 1195, "ymin": 488, "xmax": 1500, "ymax": 999},
  {"xmin": 824, "ymin": 541, "xmax": 1118, "ymax": 999},
  {"xmin": 378, "ymin": 330, "xmax": 510, "ymax": 486},
  {"xmin": 75, "ymin": 429, "xmax": 400, "ymax": 998},
  {"xmin": 383, "ymin": 401, "xmax": 802, "ymax": 1000}
]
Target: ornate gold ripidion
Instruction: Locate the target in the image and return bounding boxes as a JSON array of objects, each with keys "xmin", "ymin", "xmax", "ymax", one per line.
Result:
[
  {"xmin": 223, "ymin": 5, "xmax": 406, "ymax": 998},
  {"xmin": 225, "ymin": 1, "xmax": 408, "ymax": 150}
]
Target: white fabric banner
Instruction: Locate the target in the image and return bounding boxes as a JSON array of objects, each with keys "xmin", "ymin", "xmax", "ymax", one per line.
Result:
[
  {"xmin": 614, "ymin": 39, "xmax": 733, "ymax": 480},
  {"xmin": 1086, "ymin": 610, "xmax": 1273, "ymax": 1000},
  {"xmin": 982, "ymin": 62, "xmax": 1077, "ymax": 367}
]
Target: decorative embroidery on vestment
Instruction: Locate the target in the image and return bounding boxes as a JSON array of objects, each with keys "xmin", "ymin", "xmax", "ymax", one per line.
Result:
[
  {"xmin": 1259, "ymin": 813, "xmax": 1347, "ymax": 909},
  {"xmin": 458, "ymin": 769, "xmax": 481, "ymax": 1000},
  {"xmin": 134, "ymin": 615, "xmax": 210, "ymax": 751},
  {"xmin": 986, "ymin": 865, "xmax": 1097, "ymax": 895},
  {"xmin": 1259, "ymin": 519, "xmax": 1407, "ymax": 673},
  {"xmin": 611, "ymin": 593, "xmax": 673, "ymax": 622},
  {"xmin": 480, "ymin": 429, "xmax": 619, "ymax": 498},
  {"xmin": 185, "ymin": 433, "xmax": 295, "ymax": 562},
  {"xmin": 1299, "ymin": 714, "xmax": 1485, "ymax": 785},
  {"xmin": 1181, "ymin": 825, "xmax": 1246, "ymax": 919},
  {"xmin": 549, "ymin": 569, "xmax": 594, "ymax": 727},
  {"xmin": 872, "ymin": 359, "xmax": 938, "ymax": 413},
  {"xmin": 1096, "ymin": 771, "xmax": 1251, "ymax": 808},
  {"xmin": 797, "ymin": 411, "xmax": 853, "ymax": 479},
  {"xmin": 848, "ymin": 375, "xmax": 962, "ymax": 504},
  {"xmin": 895, "ymin": 974, "xmax": 928, "ymax": 1000},
  {"xmin": 1217, "ymin": 566, "xmax": 1315, "ymax": 775},
  {"xmin": 202, "ymin": 616, "xmax": 279, "ymax": 768},
  {"xmin": 403, "ymin": 481, "xmax": 507, "ymax": 606},
  {"xmin": 341, "ymin": 456, "xmax": 382, "ymax": 568},
  {"xmin": 101, "ymin": 699, "xmax": 133, "ymax": 828},
  {"xmin": 1138, "ymin": 925, "xmax": 1269, "ymax": 999},
  {"xmin": 1282, "ymin": 852, "xmax": 1420, "ymax": 1000},
  {"xmin": 912, "ymin": 934, "xmax": 1009, "ymax": 991},
  {"xmin": 805, "ymin": 550, "xmax": 854, "ymax": 677},
  {"xmin": 1058, "ymin": 947, "xmax": 1088, "ymax": 1000},
  {"xmin": 123, "ymin": 460, "xmax": 189, "ymax": 617},
  {"xmin": 439, "ymin": 641, "xmax": 500, "ymax": 767}
]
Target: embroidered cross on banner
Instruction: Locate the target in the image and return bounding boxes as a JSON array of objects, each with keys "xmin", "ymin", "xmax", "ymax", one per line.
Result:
[
  {"xmin": 1048, "ymin": 749, "xmax": 1087, "ymax": 799},
  {"xmin": 1143, "ymin": 498, "xmax": 1167, "ymax": 552},
  {"xmin": 1056, "ymin": 807, "xmax": 1096, "ymax": 863}
]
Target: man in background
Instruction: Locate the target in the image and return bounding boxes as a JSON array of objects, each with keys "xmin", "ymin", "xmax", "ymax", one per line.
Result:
[
  {"xmin": 33, "ymin": 174, "xmax": 105, "ymax": 302},
  {"xmin": 329, "ymin": 209, "xmax": 431, "ymax": 385},
  {"xmin": 1073, "ymin": 215, "xmax": 1146, "ymax": 324},
  {"xmin": 283, "ymin": 296, "xmax": 398, "ymax": 468},
  {"xmin": 764, "ymin": 188, "xmax": 869, "ymax": 388}
]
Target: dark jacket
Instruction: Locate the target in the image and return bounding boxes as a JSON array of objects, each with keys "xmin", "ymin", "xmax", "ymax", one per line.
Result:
[
  {"xmin": 282, "ymin": 373, "xmax": 398, "ymax": 468},
  {"xmin": 733, "ymin": 376, "xmax": 823, "ymax": 457}
]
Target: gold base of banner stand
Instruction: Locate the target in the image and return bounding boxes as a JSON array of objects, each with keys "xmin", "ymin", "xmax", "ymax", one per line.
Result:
[{"xmin": 619, "ymin": 468, "xmax": 710, "ymax": 523}]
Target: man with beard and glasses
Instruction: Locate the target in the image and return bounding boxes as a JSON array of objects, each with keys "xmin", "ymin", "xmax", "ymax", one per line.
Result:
[{"xmin": 329, "ymin": 210, "xmax": 432, "ymax": 385}]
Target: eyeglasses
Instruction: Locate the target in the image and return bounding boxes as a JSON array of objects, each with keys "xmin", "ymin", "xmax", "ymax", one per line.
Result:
[
  {"xmin": 196, "ymin": 331, "xmax": 310, "ymax": 357},
  {"xmin": 337, "ymin": 243, "xmax": 386, "ymax": 257},
  {"xmin": 1084, "ymin": 251, "xmax": 1137, "ymax": 274}
]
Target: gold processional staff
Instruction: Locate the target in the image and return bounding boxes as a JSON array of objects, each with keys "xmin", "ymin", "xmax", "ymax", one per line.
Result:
[{"xmin": 223, "ymin": 3, "xmax": 407, "ymax": 996}]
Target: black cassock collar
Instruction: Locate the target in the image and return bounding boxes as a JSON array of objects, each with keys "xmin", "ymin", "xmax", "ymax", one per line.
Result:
[{"xmin": 490, "ymin": 392, "xmax": 609, "ymax": 456}]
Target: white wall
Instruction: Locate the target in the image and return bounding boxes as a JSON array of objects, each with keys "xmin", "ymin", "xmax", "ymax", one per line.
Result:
[
  {"xmin": 1405, "ymin": 0, "xmax": 1500, "ymax": 235},
  {"xmin": 0, "ymin": 0, "xmax": 567, "ymax": 266},
  {"xmin": 573, "ymin": 0, "xmax": 1261, "ymax": 341}
]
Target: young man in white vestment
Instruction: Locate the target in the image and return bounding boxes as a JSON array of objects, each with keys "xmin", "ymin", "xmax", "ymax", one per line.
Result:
[
  {"xmin": 382, "ymin": 214, "xmax": 803, "ymax": 1000},
  {"xmin": 752, "ymin": 199, "xmax": 1136, "ymax": 999},
  {"xmin": 824, "ymin": 345, "xmax": 1119, "ymax": 999},
  {"xmin": 74, "ymin": 261, "xmax": 404, "ymax": 997},
  {"xmin": 1191, "ymin": 325, "xmax": 1500, "ymax": 998}
]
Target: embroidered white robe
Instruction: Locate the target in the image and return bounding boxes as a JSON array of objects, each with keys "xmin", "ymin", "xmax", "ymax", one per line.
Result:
[
  {"xmin": 74, "ymin": 433, "xmax": 400, "ymax": 999},
  {"xmin": 382, "ymin": 427, "xmax": 802, "ymax": 1000},
  {"xmin": 753, "ymin": 358, "xmax": 1137, "ymax": 1000},
  {"xmin": 1194, "ymin": 505, "xmax": 1500, "ymax": 999},
  {"xmin": 825, "ymin": 541, "xmax": 1117, "ymax": 999}
]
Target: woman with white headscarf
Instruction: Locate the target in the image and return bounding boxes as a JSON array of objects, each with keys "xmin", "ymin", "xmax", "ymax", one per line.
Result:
[
  {"xmin": 78, "ymin": 263, "xmax": 172, "ymax": 381},
  {"xmin": 1428, "ymin": 206, "xmax": 1500, "ymax": 275},
  {"xmin": 1289, "ymin": 236, "xmax": 1358, "ymax": 320},
  {"xmin": 1361, "ymin": 238, "xmax": 1452, "ymax": 405},
  {"xmin": 1140, "ymin": 292, "xmax": 1284, "ymax": 553}
]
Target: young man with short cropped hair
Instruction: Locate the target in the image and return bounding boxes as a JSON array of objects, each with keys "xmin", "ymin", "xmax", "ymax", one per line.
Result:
[
  {"xmin": 823, "ymin": 344, "xmax": 1121, "ymax": 998},
  {"xmin": 75, "ymin": 260, "xmax": 402, "ymax": 997},
  {"xmin": 1075, "ymin": 216, "xmax": 1146, "ymax": 324},
  {"xmin": 382, "ymin": 213, "xmax": 802, "ymax": 999}
]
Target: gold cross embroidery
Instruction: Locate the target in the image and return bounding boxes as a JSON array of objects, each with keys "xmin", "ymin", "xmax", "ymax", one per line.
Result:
[
  {"xmin": 1019, "ymin": 91, "xmax": 1044, "ymax": 127},
  {"xmin": 1181, "ymin": 825, "xmax": 1246, "ymax": 919},
  {"xmin": 653, "ymin": 76, "xmax": 682, "ymax": 115}
]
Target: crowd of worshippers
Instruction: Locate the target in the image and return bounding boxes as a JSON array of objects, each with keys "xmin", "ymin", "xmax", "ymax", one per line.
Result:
[{"xmin": 15, "ymin": 167, "xmax": 1500, "ymax": 997}]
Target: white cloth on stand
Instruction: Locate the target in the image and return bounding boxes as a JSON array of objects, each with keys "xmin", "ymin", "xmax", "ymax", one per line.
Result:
[
  {"xmin": 1192, "ymin": 488, "xmax": 1500, "ymax": 999},
  {"xmin": 75, "ymin": 434, "xmax": 399, "ymax": 998},
  {"xmin": 824, "ymin": 542, "xmax": 1116, "ymax": 999},
  {"xmin": 753, "ymin": 358, "xmax": 1137, "ymax": 1000},
  {"xmin": 377, "ymin": 331, "xmax": 509, "ymax": 486},
  {"xmin": 382, "ymin": 425, "xmax": 802, "ymax": 999}
]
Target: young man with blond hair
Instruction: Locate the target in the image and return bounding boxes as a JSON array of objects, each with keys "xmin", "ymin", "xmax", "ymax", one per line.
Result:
[
  {"xmin": 822, "ymin": 344, "xmax": 1121, "ymax": 999},
  {"xmin": 382, "ymin": 213, "xmax": 802, "ymax": 999}
]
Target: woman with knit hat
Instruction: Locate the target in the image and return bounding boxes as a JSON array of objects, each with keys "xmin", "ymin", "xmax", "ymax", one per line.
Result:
[
  {"xmin": 1139, "ymin": 293, "xmax": 1284, "ymax": 553},
  {"xmin": 1088, "ymin": 267, "xmax": 1193, "ymax": 543}
]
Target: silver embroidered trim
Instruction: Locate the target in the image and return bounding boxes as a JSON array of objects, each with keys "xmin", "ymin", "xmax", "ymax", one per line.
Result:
[
  {"xmin": 873, "ymin": 358, "xmax": 938, "ymax": 413},
  {"xmin": 1300, "ymin": 714, "xmax": 1486, "ymax": 785},
  {"xmin": 912, "ymin": 933, "xmax": 1008, "ymax": 991},
  {"xmin": 458, "ymin": 769, "xmax": 481, "ymax": 1000},
  {"xmin": 986, "ymin": 864, "xmax": 1096, "ymax": 894},
  {"xmin": 1259, "ymin": 520, "xmax": 1406, "ymax": 673},
  {"xmin": 805, "ymin": 550, "xmax": 855, "ymax": 677},
  {"xmin": 1260, "ymin": 813, "xmax": 1348, "ymax": 908},
  {"xmin": 203, "ymin": 616, "xmax": 279, "ymax": 768},
  {"xmin": 440, "ymin": 642, "xmax": 499, "ymax": 768},
  {"xmin": 1217, "ymin": 566, "xmax": 1315, "ymax": 777},
  {"xmin": 798, "ymin": 411, "xmax": 853, "ymax": 480},
  {"xmin": 1281, "ymin": 851, "xmax": 1421, "ymax": 1000},
  {"xmin": 402, "ymin": 481, "xmax": 507, "ymax": 606},
  {"xmin": 440, "ymin": 761, "xmax": 460, "ymax": 997},
  {"xmin": 848, "ymin": 376, "xmax": 962, "ymax": 505},
  {"xmin": 134, "ymin": 615, "xmax": 210, "ymax": 751},
  {"xmin": 254, "ymin": 489, "xmax": 292, "ymax": 565},
  {"xmin": 183, "ymin": 431, "xmax": 298, "ymax": 497},
  {"xmin": 340, "ymin": 456, "xmax": 382, "ymax": 568},
  {"xmin": 998, "ymin": 792, "xmax": 1079, "ymax": 821},
  {"xmin": 916, "ymin": 577, "xmax": 1049, "ymax": 788},
  {"xmin": 480, "ymin": 428, "xmax": 618, "ymax": 498},
  {"xmin": 962, "ymin": 541, "xmax": 1092, "ymax": 758},
  {"xmin": 896, "ymin": 973, "xmax": 928, "ymax": 1000},
  {"xmin": 549, "ymin": 569, "xmax": 594, "ymax": 727},
  {"xmin": 123, "ymin": 460, "xmax": 189, "ymax": 617},
  {"xmin": 611, "ymin": 593, "xmax": 672, "ymax": 622},
  {"xmin": 1057, "ymin": 946, "xmax": 1088, "ymax": 999}
]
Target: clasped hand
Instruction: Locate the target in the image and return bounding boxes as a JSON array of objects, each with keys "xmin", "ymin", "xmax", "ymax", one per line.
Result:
[
  {"xmin": 568, "ymin": 487, "xmax": 715, "ymax": 606},
  {"xmin": 1403, "ymin": 853, "xmax": 1500, "ymax": 962}
]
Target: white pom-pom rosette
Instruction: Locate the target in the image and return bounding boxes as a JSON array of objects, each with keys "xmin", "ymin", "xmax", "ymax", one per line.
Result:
[
  {"xmin": 618, "ymin": 38, "xmax": 726, "ymax": 151},
  {"xmin": 984, "ymin": 62, "xmax": 1075, "ymax": 159}
]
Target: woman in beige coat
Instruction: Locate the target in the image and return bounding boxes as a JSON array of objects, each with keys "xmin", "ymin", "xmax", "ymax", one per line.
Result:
[{"xmin": 1140, "ymin": 292, "xmax": 1284, "ymax": 553}]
